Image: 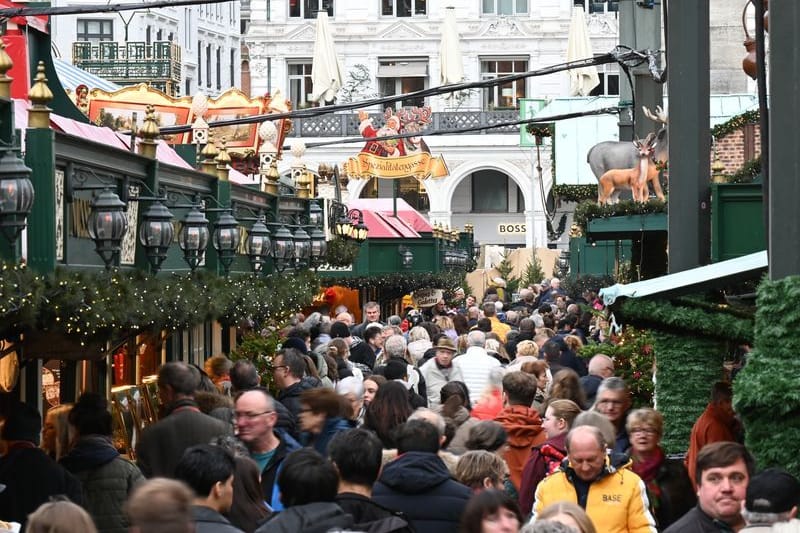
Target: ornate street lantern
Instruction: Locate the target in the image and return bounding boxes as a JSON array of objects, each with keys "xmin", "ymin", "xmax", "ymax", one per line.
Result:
[
  {"xmin": 335, "ymin": 213, "xmax": 352, "ymax": 240},
  {"xmin": 271, "ymin": 224, "xmax": 294, "ymax": 272},
  {"xmin": 178, "ymin": 204, "xmax": 209, "ymax": 272},
  {"xmin": 245, "ymin": 215, "xmax": 271, "ymax": 273},
  {"xmin": 350, "ymin": 211, "xmax": 369, "ymax": 243},
  {"xmin": 87, "ymin": 188, "xmax": 128, "ymax": 269},
  {"xmin": 309, "ymin": 226, "xmax": 327, "ymax": 268},
  {"xmin": 292, "ymin": 226, "xmax": 311, "ymax": 268},
  {"xmin": 0, "ymin": 148, "xmax": 35, "ymax": 246},
  {"xmin": 212, "ymin": 209, "xmax": 241, "ymax": 275},
  {"xmin": 138, "ymin": 201, "xmax": 174, "ymax": 273},
  {"xmin": 399, "ymin": 246, "xmax": 414, "ymax": 270},
  {"xmin": 308, "ymin": 201, "xmax": 323, "ymax": 227}
]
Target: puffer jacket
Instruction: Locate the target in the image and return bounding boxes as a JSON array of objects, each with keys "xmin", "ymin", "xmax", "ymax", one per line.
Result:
[
  {"xmin": 60, "ymin": 435, "xmax": 144, "ymax": 533},
  {"xmin": 532, "ymin": 457, "xmax": 657, "ymax": 533}
]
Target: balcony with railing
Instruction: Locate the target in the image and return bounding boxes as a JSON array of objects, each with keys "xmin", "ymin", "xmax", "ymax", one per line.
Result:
[
  {"xmin": 72, "ymin": 41, "xmax": 182, "ymax": 96},
  {"xmin": 288, "ymin": 110, "xmax": 521, "ymax": 137}
]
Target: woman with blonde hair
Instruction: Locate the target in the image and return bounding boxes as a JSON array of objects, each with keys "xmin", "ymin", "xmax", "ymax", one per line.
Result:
[
  {"xmin": 433, "ymin": 315, "xmax": 458, "ymax": 341},
  {"xmin": 535, "ymin": 501, "xmax": 596, "ymax": 533},
  {"xmin": 562, "ymin": 335, "xmax": 584, "ymax": 353},
  {"xmin": 42, "ymin": 404, "xmax": 73, "ymax": 461}
]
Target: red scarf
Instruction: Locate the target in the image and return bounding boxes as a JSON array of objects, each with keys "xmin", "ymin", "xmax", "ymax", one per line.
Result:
[{"xmin": 632, "ymin": 447, "xmax": 665, "ymax": 515}]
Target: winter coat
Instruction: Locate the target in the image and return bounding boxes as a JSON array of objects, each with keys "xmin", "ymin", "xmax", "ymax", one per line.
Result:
[
  {"xmin": 518, "ymin": 433, "xmax": 567, "ymax": 516},
  {"xmin": 632, "ymin": 454, "xmax": 696, "ymax": 531},
  {"xmin": 254, "ymin": 501, "xmax": 354, "ymax": 533},
  {"xmin": 258, "ymin": 430, "xmax": 302, "ymax": 512},
  {"xmin": 350, "ymin": 337, "xmax": 377, "ymax": 369},
  {"xmin": 663, "ymin": 505, "xmax": 736, "ymax": 533},
  {"xmin": 335, "ymin": 493, "xmax": 415, "ymax": 533},
  {"xmin": 135, "ymin": 399, "xmax": 231, "ymax": 478},
  {"xmin": 445, "ymin": 406, "xmax": 480, "ymax": 455},
  {"xmin": 0, "ymin": 444, "xmax": 84, "ymax": 529},
  {"xmin": 685, "ymin": 403, "xmax": 740, "ymax": 487},
  {"xmin": 579, "ymin": 373, "xmax": 604, "ymax": 406},
  {"xmin": 419, "ymin": 358, "xmax": 463, "ymax": 411},
  {"xmin": 532, "ymin": 457, "xmax": 657, "ymax": 533},
  {"xmin": 277, "ymin": 376, "xmax": 322, "ymax": 422},
  {"xmin": 191, "ymin": 505, "xmax": 244, "ymax": 533},
  {"xmin": 373, "ymin": 451, "xmax": 471, "ymax": 533},
  {"xmin": 301, "ymin": 416, "xmax": 353, "ymax": 457},
  {"xmin": 60, "ymin": 435, "xmax": 144, "ymax": 533},
  {"xmin": 452, "ymin": 347, "xmax": 501, "ymax": 404},
  {"xmin": 494, "ymin": 405, "xmax": 546, "ymax": 489}
]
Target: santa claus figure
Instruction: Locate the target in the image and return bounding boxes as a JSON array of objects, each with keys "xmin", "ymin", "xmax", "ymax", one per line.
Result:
[{"xmin": 358, "ymin": 109, "xmax": 405, "ymax": 157}]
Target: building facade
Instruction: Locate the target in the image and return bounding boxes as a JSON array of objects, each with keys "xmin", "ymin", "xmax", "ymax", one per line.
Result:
[{"xmin": 50, "ymin": 0, "xmax": 241, "ymax": 97}]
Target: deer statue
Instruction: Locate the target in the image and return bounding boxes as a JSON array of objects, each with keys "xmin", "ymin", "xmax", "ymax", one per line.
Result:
[
  {"xmin": 587, "ymin": 105, "xmax": 668, "ymax": 181},
  {"xmin": 597, "ymin": 133, "xmax": 659, "ymax": 205}
]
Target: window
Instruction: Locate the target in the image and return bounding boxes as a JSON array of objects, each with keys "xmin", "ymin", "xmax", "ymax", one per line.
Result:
[
  {"xmin": 382, "ymin": 0, "xmax": 426, "ymax": 17},
  {"xmin": 288, "ymin": 61, "xmax": 314, "ymax": 108},
  {"xmin": 145, "ymin": 26, "xmax": 151, "ymax": 45},
  {"xmin": 480, "ymin": 58, "xmax": 527, "ymax": 110},
  {"xmin": 76, "ymin": 19, "xmax": 113, "ymax": 43},
  {"xmin": 574, "ymin": 0, "xmax": 619, "ymax": 13},
  {"xmin": 377, "ymin": 58, "xmax": 427, "ymax": 108},
  {"xmin": 198, "ymin": 40, "xmax": 202, "ymax": 85},
  {"xmin": 156, "ymin": 29, "xmax": 163, "ymax": 41},
  {"xmin": 206, "ymin": 44, "xmax": 212, "ymax": 88},
  {"xmin": 230, "ymin": 49, "xmax": 236, "ymax": 87},
  {"xmin": 289, "ymin": 0, "xmax": 334, "ymax": 19},
  {"xmin": 472, "ymin": 170, "xmax": 508, "ymax": 212},
  {"xmin": 216, "ymin": 48, "xmax": 221, "ymax": 89},
  {"xmin": 589, "ymin": 72, "xmax": 620, "ymax": 96},
  {"xmin": 482, "ymin": 0, "xmax": 528, "ymax": 15},
  {"xmin": 185, "ymin": 78, "xmax": 192, "ymax": 97}
]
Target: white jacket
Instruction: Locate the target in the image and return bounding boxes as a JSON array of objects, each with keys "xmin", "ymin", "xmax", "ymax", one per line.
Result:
[{"xmin": 452, "ymin": 347, "xmax": 501, "ymax": 404}]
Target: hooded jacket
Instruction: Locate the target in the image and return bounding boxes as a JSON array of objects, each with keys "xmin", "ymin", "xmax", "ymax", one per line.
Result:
[
  {"xmin": 191, "ymin": 505, "xmax": 244, "ymax": 533},
  {"xmin": 519, "ymin": 433, "xmax": 567, "ymax": 516},
  {"xmin": 301, "ymin": 416, "xmax": 353, "ymax": 457},
  {"xmin": 254, "ymin": 501, "xmax": 353, "ymax": 533},
  {"xmin": 277, "ymin": 376, "xmax": 322, "ymax": 421},
  {"xmin": 532, "ymin": 456, "xmax": 657, "ymax": 533},
  {"xmin": 494, "ymin": 405, "xmax": 546, "ymax": 489},
  {"xmin": 60, "ymin": 435, "xmax": 144, "ymax": 533},
  {"xmin": 373, "ymin": 451, "xmax": 471, "ymax": 533}
]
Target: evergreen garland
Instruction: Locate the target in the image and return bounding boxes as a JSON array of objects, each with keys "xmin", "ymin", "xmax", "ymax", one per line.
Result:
[
  {"xmin": 327, "ymin": 271, "xmax": 466, "ymax": 301},
  {"xmin": 572, "ymin": 199, "xmax": 667, "ymax": 234},
  {"xmin": 735, "ymin": 276, "xmax": 800, "ymax": 477},
  {"xmin": 711, "ymin": 110, "xmax": 760, "ymax": 140},
  {"xmin": 552, "ymin": 184, "xmax": 598, "ymax": 203},
  {"xmin": 726, "ymin": 158, "xmax": 762, "ymax": 184},
  {"xmin": 324, "ymin": 238, "xmax": 361, "ymax": 267}
]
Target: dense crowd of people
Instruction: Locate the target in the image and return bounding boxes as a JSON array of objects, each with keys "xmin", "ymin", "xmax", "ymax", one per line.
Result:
[{"xmin": 0, "ymin": 279, "xmax": 797, "ymax": 533}]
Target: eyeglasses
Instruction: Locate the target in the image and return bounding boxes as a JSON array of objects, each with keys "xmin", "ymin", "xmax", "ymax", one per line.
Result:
[
  {"xmin": 233, "ymin": 410, "xmax": 274, "ymax": 420},
  {"xmin": 271, "ymin": 365, "xmax": 288, "ymax": 372},
  {"xmin": 597, "ymin": 399, "xmax": 626, "ymax": 407},
  {"xmin": 630, "ymin": 427, "xmax": 659, "ymax": 435}
]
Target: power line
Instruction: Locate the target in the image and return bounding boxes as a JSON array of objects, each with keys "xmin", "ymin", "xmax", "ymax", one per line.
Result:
[{"xmin": 0, "ymin": 0, "xmax": 232, "ymax": 18}]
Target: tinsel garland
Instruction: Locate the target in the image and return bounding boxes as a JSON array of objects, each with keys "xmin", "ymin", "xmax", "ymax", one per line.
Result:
[
  {"xmin": 326, "ymin": 271, "xmax": 466, "ymax": 301},
  {"xmin": 735, "ymin": 276, "xmax": 800, "ymax": 477},
  {"xmin": 711, "ymin": 110, "xmax": 760, "ymax": 140},
  {"xmin": 621, "ymin": 298, "xmax": 753, "ymax": 343},
  {"xmin": 552, "ymin": 184, "xmax": 597, "ymax": 204},
  {"xmin": 0, "ymin": 263, "xmax": 318, "ymax": 347},
  {"xmin": 572, "ymin": 199, "xmax": 667, "ymax": 233}
]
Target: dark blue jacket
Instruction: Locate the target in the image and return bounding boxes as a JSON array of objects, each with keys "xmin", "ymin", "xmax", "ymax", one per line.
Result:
[
  {"xmin": 373, "ymin": 452, "xmax": 471, "ymax": 533},
  {"xmin": 302, "ymin": 416, "xmax": 353, "ymax": 457}
]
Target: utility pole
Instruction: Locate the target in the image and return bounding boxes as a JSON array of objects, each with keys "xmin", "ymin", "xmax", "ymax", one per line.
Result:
[{"xmin": 617, "ymin": 0, "xmax": 663, "ymax": 142}]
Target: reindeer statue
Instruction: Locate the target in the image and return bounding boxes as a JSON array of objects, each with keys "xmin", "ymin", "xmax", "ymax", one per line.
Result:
[
  {"xmin": 597, "ymin": 132, "xmax": 660, "ymax": 204},
  {"xmin": 587, "ymin": 105, "xmax": 668, "ymax": 181}
]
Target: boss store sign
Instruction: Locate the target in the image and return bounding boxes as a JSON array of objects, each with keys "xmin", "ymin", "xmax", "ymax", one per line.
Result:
[{"xmin": 497, "ymin": 223, "xmax": 526, "ymax": 235}]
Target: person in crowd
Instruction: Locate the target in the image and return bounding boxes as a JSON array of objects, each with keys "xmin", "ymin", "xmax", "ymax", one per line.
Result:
[
  {"xmin": 298, "ymin": 387, "xmax": 352, "ymax": 456},
  {"xmin": 125, "ymin": 477, "xmax": 194, "ymax": 533},
  {"xmin": 549, "ymin": 369, "xmax": 588, "ymax": 409},
  {"xmin": 420, "ymin": 336, "xmax": 463, "ymax": 410},
  {"xmin": 331, "ymin": 320, "xmax": 375, "ymax": 371},
  {"xmin": 364, "ymin": 324, "xmax": 386, "ymax": 368},
  {"xmin": 363, "ymin": 380, "xmax": 414, "ymax": 448},
  {"xmin": 373, "ymin": 419, "xmax": 472, "ymax": 533},
  {"xmin": 0, "ymin": 402, "xmax": 83, "ymax": 530},
  {"xmin": 520, "ymin": 359, "xmax": 549, "ymax": 412},
  {"xmin": 507, "ymin": 318, "xmax": 536, "ymax": 360},
  {"xmin": 174, "ymin": 444, "xmax": 242, "ymax": 533},
  {"xmin": 531, "ymin": 425, "xmax": 656, "ymax": 532},
  {"xmin": 518, "ymin": 399, "xmax": 582, "ymax": 516},
  {"xmin": 434, "ymin": 314, "xmax": 459, "ymax": 341},
  {"xmin": 211, "ymin": 435, "xmax": 272, "ymax": 533},
  {"xmin": 465, "ymin": 421, "xmax": 510, "ymax": 459},
  {"xmin": 255, "ymin": 449, "xmax": 354, "ymax": 533},
  {"xmin": 625, "ymin": 408, "xmax": 695, "ymax": 530},
  {"xmin": 283, "ymin": 334, "xmax": 333, "ymax": 389},
  {"xmin": 685, "ymin": 381, "xmax": 742, "ymax": 487},
  {"xmin": 406, "ymin": 325, "xmax": 433, "ymax": 365},
  {"xmin": 664, "ymin": 441, "xmax": 754, "ymax": 533},
  {"xmin": 384, "ymin": 359, "xmax": 427, "ymax": 408},
  {"xmin": 541, "ymin": 341, "xmax": 566, "ymax": 378},
  {"xmin": 455, "ymin": 450, "xmax": 510, "ymax": 493},
  {"xmin": 59, "ymin": 393, "xmax": 144, "ymax": 533},
  {"xmin": 740, "ymin": 468, "xmax": 800, "ymax": 530},
  {"xmin": 25, "ymin": 500, "xmax": 98, "ymax": 533},
  {"xmin": 336, "ymin": 375, "xmax": 366, "ymax": 425},
  {"xmin": 136, "ymin": 362, "xmax": 231, "ymax": 478},
  {"xmin": 455, "ymin": 331, "xmax": 502, "ymax": 405},
  {"xmin": 441, "ymin": 381, "xmax": 479, "ymax": 455},
  {"xmin": 520, "ymin": 520, "xmax": 577, "ymax": 533},
  {"xmin": 483, "ymin": 301, "xmax": 511, "ymax": 343},
  {"xmin": 534, "ymin": 501, "xmax": 597, "ymax": 533},
  {"xmin": 363, "ymin": 374, "xmax": 386, "ymax": 408},
  {"xmin": 579, "ymin": 354, "xmax": 615, "ymax": 406},
  {"xmin": 327, "ymin": 337, "xmax": 360, "ymax": 383},
  {"xmin": 330, "ymin": 429, "xmax": 413, "ymax": 532},
  {"xmin": 271, "ymin": 348, "xmax": 321, "ymax": 423},
  {"xmin": 471, "ymin": 367, "xmax": 507, "ymax": 421},
  {"xmin": 592, "ymin": 376, "xmax": 632, "ymax": 454},
  {"xmin": 352, "ymin": 301, "xmax": 383, "ymax": 338},
  {"xmin": 486, "ymin": 338, "xmax": 510, "ymax": 364},
  {"xmin": 234, "ymin": 388, "xmax": 301, "ymax": 512},
  {"xmin": 382, "ymin": 334, "xmax": 427, "ymax": 400},
  {"xmin": 460, "ymin": 489, "xmax": 524, "ymax": 533},
  {"xmin": 205, "ymin": 354, "xmax": 234, "ymax": 396},
  {"xmin": 230, "ymin": 360, "xmax": 261, "ymax": 393},
  {"xmin": 495, "ymin": 371, "xmax": 545, "ymax": 491},
  {"xmin": 405, "ymin": 408, "xmax": 461, "ymax": 473},
  {"xmin": 539, "ymin": 278, "xmax": 566, "ymax": 305},
  {"xmin": 41, "ymin": 403, "xmax": 73, "ymax": 461}
]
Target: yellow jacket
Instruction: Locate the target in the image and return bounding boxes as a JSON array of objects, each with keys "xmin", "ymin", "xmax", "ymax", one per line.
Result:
[{"xmin": 532, "ymin": 461, "xmax": 657, "ymax": 533}]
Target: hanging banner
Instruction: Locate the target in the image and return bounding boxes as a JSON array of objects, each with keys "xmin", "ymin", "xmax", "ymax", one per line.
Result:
[{"xmin": 345, "ymin": 107, "xmax": 449, "ymax": 180}]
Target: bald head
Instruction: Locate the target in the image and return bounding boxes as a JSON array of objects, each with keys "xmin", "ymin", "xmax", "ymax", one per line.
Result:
[{"xmin": 588, "ymin": 354, "xmax": 615, "ymax": 378}]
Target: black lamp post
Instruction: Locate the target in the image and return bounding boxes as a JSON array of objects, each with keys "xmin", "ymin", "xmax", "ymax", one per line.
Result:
[
  {"xmin": 0, "ymin": 148, "xmax": 35, "ymax": 247},
  {"xmin": 212, "ymin": 209, "xmax": 241, "ymax": 276},
  {"xmin": 292, "ymin": 225, "xmax": 311, "ymax": 268},
  {"xmin": 138, "ymin": 200, "xmax": 174, "ymax": 273},
  {"xmin": 309, "ymin": 225, "xmax": 327, "ymax": 268},
  {"xmin": 271, "ymin": 224, "xmax": 294, "ymax": 273},
  {"xmin": 245, "ymin": 215, "xmax": 271, "ymax": 273},
  {"xmin": 87, "ymin": 188, "xmax": 128, "ymax": 269},
  {"xmin": 178, "ymin": 203, "xmax": 209, "ymax": 272}
]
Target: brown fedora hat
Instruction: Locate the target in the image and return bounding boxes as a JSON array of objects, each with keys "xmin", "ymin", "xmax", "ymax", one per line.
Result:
[{"xmin": 434, "ymin": 337, "xmax": 457, "ymax": 353}]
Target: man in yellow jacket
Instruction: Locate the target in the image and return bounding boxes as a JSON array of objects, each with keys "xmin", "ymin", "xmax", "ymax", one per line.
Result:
[{"xmin": 531, "ymin": 425, "xmax": 657, "ymax": 533}]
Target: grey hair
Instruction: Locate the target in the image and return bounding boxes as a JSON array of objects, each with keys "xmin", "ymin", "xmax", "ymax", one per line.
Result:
[
  {"xmin": 383, "ymin": 334, "xmax": 408, "ymax": 359},
  {"xmin": 521, "ymin": 521, "xmax": 578, "ymax": 533},
  {"xmin": 408, "ymin": 408, "xmax": 446, "ymax": 437},
  {"xmin": 596, "ymin": 376, "xmax": 629, "ymax": 397},
  {"xmin": 741, "ymin": 509, "xmax": 793, "ymax": 526},
  {"xmin": 566, "ymin": 424, "xmax": 607, "ymax": 453},
  {"xmin": 467, "ymin": 330, "xmax": 486, "ymax": 347},
  {"xmin": 408, "ymin": 326, "xmax": 430, "ymax": 342}
]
